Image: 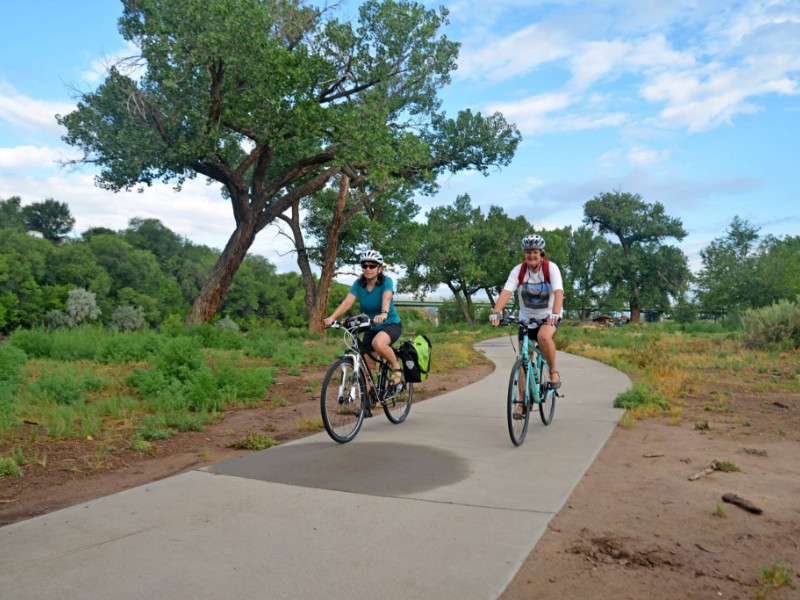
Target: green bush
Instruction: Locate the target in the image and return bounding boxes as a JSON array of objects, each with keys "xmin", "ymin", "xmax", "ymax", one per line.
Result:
[
  {"xmin": 614, "ymin": 383, "xmax": 670, "ymax": 410},
  {"xmin": 8, "ymin": 328, "xmax": 54, "ymax": 358},
  {"xmin": 741, "ymin": 296, "xmax": 800, "ymax": 350},
  {"xmin": 98, "ymin": 331, "xmax": 163, "ymax": 363},
  {"xmin": 65, "ymin": 288, "xmax": 101, "ymax": 325},
  {"xmin": 110, "ymin": 305, "xmax": 146, "ymax": 332}
]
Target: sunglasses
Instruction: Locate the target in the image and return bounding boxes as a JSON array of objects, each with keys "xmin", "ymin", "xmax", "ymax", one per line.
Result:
[{"xmin": 361, "ymin": 262, "xmax": 379, "ymax": 269}]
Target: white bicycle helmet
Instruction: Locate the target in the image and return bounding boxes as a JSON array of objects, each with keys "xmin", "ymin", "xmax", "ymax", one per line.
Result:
[
  {"xmin": 521, "ymin": 234, "xmax": 546, "ymax": 252},
  {"xmin": 359, "ymin": 249, "xmax": 384, "ymax": 265}
]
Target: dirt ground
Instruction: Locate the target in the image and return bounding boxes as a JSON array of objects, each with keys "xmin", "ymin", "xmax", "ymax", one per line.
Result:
[{"xmin": 2, "ymin": 359, "xmax": 799, "ymax": 599}]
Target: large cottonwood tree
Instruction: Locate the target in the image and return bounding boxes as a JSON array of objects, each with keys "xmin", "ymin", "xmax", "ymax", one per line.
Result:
[
  {"xmin": 58, "ymin": 0, "xmax": 519, "ymax": 325},
  {"xmin": 584, "ymin": 191, "xmax": 690, "ymax": 324}
]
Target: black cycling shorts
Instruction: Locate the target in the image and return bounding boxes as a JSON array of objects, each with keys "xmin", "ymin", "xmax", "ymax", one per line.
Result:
[
  {"xmin": 360, "ymin": 323, "xmax": 403, "ymax": 355},
  {"xmin": 518, "ymin": 319, "xmax": 561, "ymax": 345}
]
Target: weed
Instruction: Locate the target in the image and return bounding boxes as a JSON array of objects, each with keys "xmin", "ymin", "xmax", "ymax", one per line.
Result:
[
  {"xmin": 714, "ymin": 501, "xmax": 727, "ymax": 517},
  {"xmin": 227, "ymin": 431, "xmax": 280, "ymax": 450},
  {"xmin": 129, "ymin": 437, "xmax": 156, "ymax": 455},
  {"xmin": 756, "ymin": 560, "xmax": 794, "ymax": 597},
  {"xmin": 294, "ymin": 416, "xmax": 323, "ymax": 432},
  {"xmin": 0, "ymin": 456, "xmax": 23, "ymax": 478},
  {"xmin": 270, "ymin": 395, "xmax": 288, "ymax": 407},
  {"xmin": 695, "ymin": 420, "xmax": 710, "ymax": 430},
  {"xmin": 714, "ymin": 460, "xmax": 741, "ymax": 472},
  {"xmin": 618, "ymin": 412, "xmax": 635, "ymax": 429},
  {"xmin": 614, "ymin": 384, "xmax": 670, "ymax": 411}
]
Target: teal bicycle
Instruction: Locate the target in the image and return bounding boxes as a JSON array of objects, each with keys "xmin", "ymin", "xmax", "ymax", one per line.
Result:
[{"xmin": 499, "ymin": 315, "xmax": 558, "ymax": 446}]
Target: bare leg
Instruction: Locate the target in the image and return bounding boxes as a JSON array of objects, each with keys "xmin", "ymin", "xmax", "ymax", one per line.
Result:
[
  {"xmin": 537, "ymin": 324, "xmax": 560, "ymax": 384},
  {"xmin": 371, "ymin": 330, "xmax": 401, "ymax": 382}
]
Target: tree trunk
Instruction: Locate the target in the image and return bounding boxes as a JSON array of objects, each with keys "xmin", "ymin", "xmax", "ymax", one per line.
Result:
[
  {"xmin": 187, "ymin": 215, "xmax": 259, "ymax": 324},
  {"xmin": 629, "ymin": 303, "xmax": 641, "ymax": 324},
  {"xmin": 286, "ymin": 174, "xmax": 351, "ymax": 336},
  {"xmin": 464, "ymin": 291, "xmax": 476, "ymax": 326}
]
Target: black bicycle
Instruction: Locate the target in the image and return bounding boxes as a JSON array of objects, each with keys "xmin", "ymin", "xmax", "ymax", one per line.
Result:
[{"xmin": 320, "ymin": 314, "xmax": 413, "ymax": 443}]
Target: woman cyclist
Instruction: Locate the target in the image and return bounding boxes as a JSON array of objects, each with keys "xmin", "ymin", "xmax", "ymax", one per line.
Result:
[
  {"xmin": 323, "ymin": 250, "xmax": 404, "ymax": 394},
  {"xmin": 489, "ymin": 234, "xmax": 563, "ymax": 390}
]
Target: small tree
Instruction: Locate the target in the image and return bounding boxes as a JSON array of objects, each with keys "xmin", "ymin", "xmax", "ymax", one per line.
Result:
[{"xmin": 65, "ymin": 288, "xmax": 101, "ymax": 326}]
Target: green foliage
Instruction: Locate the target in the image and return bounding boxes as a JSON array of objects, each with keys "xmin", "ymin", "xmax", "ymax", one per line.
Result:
[
  {"xmin": 26, "ymin": 366, "xmax": 107, "ymax": 406},
  {"xmin": 0, "ymin": 456, "xmax": 23, "ymax": 478},
  {"xmin": 65, "ymin": 288, "xmax": 101, "ymax": 325},
  {"xmin": 756, "ymin": 560, "xmax": 794, "ymax": 597},
  {"xmin": 98, "ymin": 331, "xmax": 163, "ymax": 363},
  {"xmin": 613, "ymin": 383, "xmax": 670, "ymax": 410},
  {"xmin": 214, "ymin": 316, "xmax": 240, "ymax": 333},
  {"xmin": 21, "ymin": 198, "xmax": 75, "ymax": 241},
  {"xmin": 110, "ymin": 305, "xmax": 146, "ymax": 332},
  {"xmin": 583, "ymin": 191, "xmax": 690, "ymax": 322},
  {"xmin": 741, "ymin": 296, "xmax": 800, "ymax": 350},
  {"xmin": 227, "ymin": 432, "xmax": 280, "ymax": 450},
  {"xmin": 0, "ymin": 344, "xmax": 26, "ymax": 431}
]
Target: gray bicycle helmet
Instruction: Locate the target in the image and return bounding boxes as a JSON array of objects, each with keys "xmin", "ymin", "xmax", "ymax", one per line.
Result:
[
  {"xmin": 359, "ymin": 249, "xmax": 384, "ymax": 265},
  {"xmin": 521, "ymin": 234, "xmax": 546, "ymax": 252}
]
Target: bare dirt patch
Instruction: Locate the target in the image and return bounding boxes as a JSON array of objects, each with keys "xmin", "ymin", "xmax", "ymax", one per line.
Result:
[{"xmin": 501, "ymin": 377, "xmax": 800, "ymax": 600}]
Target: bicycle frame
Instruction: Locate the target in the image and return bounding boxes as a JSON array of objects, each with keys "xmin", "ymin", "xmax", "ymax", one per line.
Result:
[{"xmin": 500, "ymin": 315, "xmax": 557, "ymax": 445}]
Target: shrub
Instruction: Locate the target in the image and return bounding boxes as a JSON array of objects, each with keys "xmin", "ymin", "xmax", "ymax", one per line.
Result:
[
  {"xmin": 214, "ymin": 316, "xmax": 240, "ymax": 333},
  {"xmin": 44, "ymin": 309, "xmax": 73, "ymax": 330},
  {"xmin": 0, "ymin": 344, "xmax": 27, "ymax": 384},
  {"xmin": 110, "ymin": 305, "xmax": 146, "ymax": 332},
  {"xmin": 8, "ymin": 328, "xmax": 53, "ymax": 358},
  {"xmin": 741, "ymin": 296, "xmax": 800, "ymax": 350},
  {"xmin": 65, "ymin": 288, "xmax": 101, "ymax": 326},
  {"xmin": 614, "ymin": 383, "xmax": 670, "ymax": 410}
]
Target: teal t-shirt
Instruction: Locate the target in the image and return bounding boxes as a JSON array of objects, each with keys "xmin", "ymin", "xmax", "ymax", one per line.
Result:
[{"xmin": 349, "ymin": 276, "xmax": 401, "ymax": 330}]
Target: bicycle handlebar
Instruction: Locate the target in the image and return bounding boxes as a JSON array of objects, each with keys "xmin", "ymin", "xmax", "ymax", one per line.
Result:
[
  {"xmin": 327, "ymin": 313, "xmax": 372, "ymax": 332},
  {"xmin": 498, "ymin": 315, "xmax": 549, "ymax": 327}
]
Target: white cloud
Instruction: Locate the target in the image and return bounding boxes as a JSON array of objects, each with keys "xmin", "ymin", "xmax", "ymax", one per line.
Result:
[
  {"xmin": 0, "ymin": 83, "xmax": 73, "ymax": 137},
  {"xmin": 0, "ymin": 145, "xmax": 76, "ymax": 170},
  {"xmin": 626, "ymin": 145, "xmax": 671, "ymax": 167},
  {"xmin": 642, "ymin": 58, "xmax": 800, "ymax": 132},
  {"xmin": 455, "ymin": 24, "xmax": 572, "ymax": 82}
]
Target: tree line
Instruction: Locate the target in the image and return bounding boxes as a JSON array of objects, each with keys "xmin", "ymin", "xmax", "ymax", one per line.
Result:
[{"xmin": 3, "ymin": 190, "xmax": 798, "ymax": 334}]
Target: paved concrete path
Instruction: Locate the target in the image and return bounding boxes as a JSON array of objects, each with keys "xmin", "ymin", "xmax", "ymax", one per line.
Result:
[{"xmin": 0, "ymin": 338, "xmax": 629, "ymax": 600}]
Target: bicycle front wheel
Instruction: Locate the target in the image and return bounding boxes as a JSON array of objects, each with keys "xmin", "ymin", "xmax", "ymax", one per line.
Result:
[
  {"xmin": 537, "ymin": 358, "xmax": 557, "ymax": 425},
  {"xmin": 320, "ymin": 357, "xmax": 365, "ymax": 443},
  {"xmin": 507, "ymin": 359, "xmax": 530, "ymax": 446},
  {"xmin": 383, "ymin": 377, "xmax": 413, "ymax": 424}
]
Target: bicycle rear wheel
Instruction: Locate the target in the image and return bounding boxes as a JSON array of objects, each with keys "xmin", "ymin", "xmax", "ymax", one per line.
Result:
[
  {"xmin": 537, "ymin": 358, "xmax": 557, "ymax": 425},
  {"xmin": 507, "ymin": 359, "xmax": 530, "ymax": 446},
  {"xmin": 320, "ymin": 357, "xmax": 365, "ymax": 443},
  {"xmin": 383, "ymin": 372, "xmax": 413, "ymax": 424}
]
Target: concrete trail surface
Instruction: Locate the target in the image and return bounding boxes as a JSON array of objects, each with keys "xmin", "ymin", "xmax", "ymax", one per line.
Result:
[{"xmin": 0, "ymin": 337, "xmax": 629, "ymax": 600}]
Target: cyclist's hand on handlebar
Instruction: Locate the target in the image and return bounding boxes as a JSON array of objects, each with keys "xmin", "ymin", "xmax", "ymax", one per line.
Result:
[
  {"xmin": 489, "ymin": 312, "xmax": 501, "ymax": 327},
  {"xmin": 323, "ymin": 316, "xmax": 335, "ymax": 327},
  {"xmin": 373, "ymin": 313, "xmax": 386, "ymax": 324}
]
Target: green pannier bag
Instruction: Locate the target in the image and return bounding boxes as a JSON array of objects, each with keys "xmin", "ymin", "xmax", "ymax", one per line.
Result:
[{"xmin": 398, "ymin": 334, "xmax": 432, "ymax": 383}]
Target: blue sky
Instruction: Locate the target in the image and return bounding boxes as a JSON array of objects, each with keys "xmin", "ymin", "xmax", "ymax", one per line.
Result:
[{"xmin": 1, "ymin": 0, "xmax": 799, "ymax": 285}]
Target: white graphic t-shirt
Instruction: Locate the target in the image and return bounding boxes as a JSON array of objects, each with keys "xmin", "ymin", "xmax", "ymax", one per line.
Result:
[{"xmin": 502, "ymin": 262, "xmax": 564, "ymax": 324}]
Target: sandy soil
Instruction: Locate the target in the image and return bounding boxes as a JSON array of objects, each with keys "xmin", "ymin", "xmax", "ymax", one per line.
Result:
[{"xmin": 2, "ymin": 357, "xmax": 798, "ymax": 599}]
